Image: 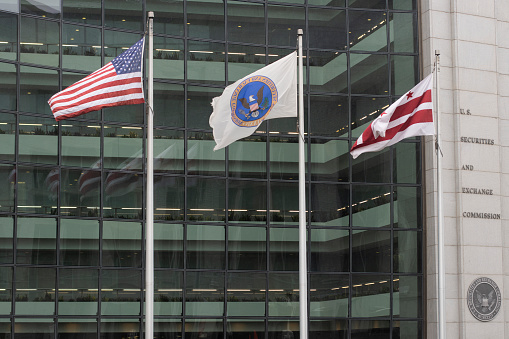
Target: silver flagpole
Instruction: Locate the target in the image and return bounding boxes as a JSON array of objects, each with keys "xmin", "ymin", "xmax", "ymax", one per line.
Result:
[
  {"xmin": 146, "ymin": 11, "xmax": 155, "ymax": 339},
  {"xmin": 435, "ymin": 50, "xmax": 445, "ymax": 339},
  {"xmin": 297, "ymin": 29, "xmax": 308, "ymax": 339}
]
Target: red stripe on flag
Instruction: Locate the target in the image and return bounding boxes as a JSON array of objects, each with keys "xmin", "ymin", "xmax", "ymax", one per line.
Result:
[
  {"xmin": 389, "ymin": 90, "xmax": 432, "ymax": 122},
  {"xmin": 55, "ymin": 98, "xmax": 145, "ymax": 121}
]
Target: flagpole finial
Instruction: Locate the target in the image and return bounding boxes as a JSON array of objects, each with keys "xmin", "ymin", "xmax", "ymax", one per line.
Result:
[
  {"xmin": 435, "ymin": 49, "xmax": 440, "ymax": 56},
  {"xmin": 298, "ymin": 29, "xmax": 303, "ymax": 35},
  {"xmin": 148, "ymin": 11, "xmax": 154, "ymax": 18}
]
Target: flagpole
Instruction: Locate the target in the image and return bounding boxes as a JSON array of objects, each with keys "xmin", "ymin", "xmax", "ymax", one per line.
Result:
[
  {"xmin": 435, "ymin": 50, "xmax": 445, "ymax": 339},
  {"xmin": 146, "ymin": 11, "xmax": 155, "ymax": 339},
  {"xmin": 297, "ymin": 29, "xmax": 308, "ymax": 339}
]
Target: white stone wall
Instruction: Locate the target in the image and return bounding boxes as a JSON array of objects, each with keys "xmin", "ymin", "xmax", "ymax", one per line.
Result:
[{"xmin": 421, "ymin": 0, "xmax": 507, "ymax": 337}]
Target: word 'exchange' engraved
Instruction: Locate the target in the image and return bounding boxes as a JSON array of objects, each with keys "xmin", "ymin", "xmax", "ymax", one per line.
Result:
[
  {"xmin": 467, "ymin": 277, "xmax": 501, "ymax": 322},
  {"xmin": 462, "ymin": 187, "xmax": 493, "ymax": 195},
  {"xmin": 460, "ymin": 137, "xmax": 495, "ymax": 145}
]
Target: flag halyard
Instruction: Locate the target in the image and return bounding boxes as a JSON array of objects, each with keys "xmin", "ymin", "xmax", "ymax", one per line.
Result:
[{"xmin": 49, "ymin": 38, "xmax": 145, "ymax": 121}]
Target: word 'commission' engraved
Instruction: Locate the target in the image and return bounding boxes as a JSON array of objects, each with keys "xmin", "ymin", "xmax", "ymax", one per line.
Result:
[
  {"xmin": 463, "ymin": 212, "xmax": 501, "ymax": 219},
  {"xmin": 462, "ymin": 188, "xmax": 493, "ymax": 195},
  {"xmin": 460, "ymin": 137, "xmax": 495, "ymax": 145}
]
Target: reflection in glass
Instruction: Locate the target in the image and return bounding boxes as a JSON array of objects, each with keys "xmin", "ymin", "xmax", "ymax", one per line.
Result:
[
  {"xmin": 58, "ymin": 319, "xmax": 97, "ymax": 339},
  {"xmin": 352, "ymin": 230, "xmax": 391, "ymax": 272},
  {"xmin": 270, "ymin": 137, "xmax": 299, "ymax": 181},
  {"xmin": 394, "ymin": 276, "xmax": 421, "ymax": 318},
  {"xmin": 310, "ymin": 139, "xmax": 349, "ymax": 182},
  {"xmin": 310, "ymin": 184, "xmax": 349, "ymax": 226},
  {"xmin": 348, "ymin": 0, "xmax": 385, "ymax": 10},
  {"xmin": 268, "ymin": 273, "xmax": 298, "ymax": 316},
  {"xmin": 15, "ymin": 319, "xmax": 53, "ymax": 338},
  {"xmin": 61, "ymin": 168, "xmax": 100, "ymax": 217},
  {"xmin": 16, "ymin": 217, "xmax": 56, "ymax": 265},
  {"xmin": 187, "ymin": 86, "xmax": 223, "ymax": 129},
  {"xmin": 268, "ymin": 320, "xmax": 299, "ymax": 339},
  {"xmin": 62, "ymin": 23, "xmax": 101, "ymax": 72},
  {"xmin": 228, "ymin": 2, "xmax": 264, "ymax": 45},
  {"xmin": 227, "ymin": 272, "xmax": 266, "ymax": 316},
  {"xmin": 268, "ymin": 5, "xmax": 305, "ymax": 47},
  {"xmin": 394, "ymin": 231, "xmax": 421, "ymax": 273},
  {"xmin": 154, "ymin": 36, "xmax": 184, "ymax": 81},
  {"xmin": 15, "ymin": 267, "xmax": 56, "ymax": 315},
  {"xmin": 393, "ymin": 321, "xmax": 421, "ymax": 339},
  {"xmin": 187, "ymin": 177, "xmax": 225, "ymax": 222},
  {"xmin": 58, "ymin": 268, "xmax": 98, "ymax": 315},
  {"xmin": 310, "ymin": 228, "xmax": 349, "ymax": 272},
  {"xmin": 0, "ymin": 216, "xmax": 13, "ymax": 263},
  {"xmin": 21, "ymin": 0, "xmax": 60, "ymax": 18},
  {"xmin": 101, "ymin": 270, "xmax": 141, "ymax": 315},
  {"xmin": 352, "ymin": 185, "xmax": 391, "ymax": 228},
  {"xmin": 310, "ymin": 320, "xmax": 347, "ymax": 339},
  {"xmin": 103, "ymin": 170, "xmax": 143, "ymax": 219},
  {"xmin": 227, "ymin": 320, "xmax": 265, "ymax": 339},
  {"xmin": 0, "ymin": 267, "xmax": 12, "ymax": 315},
  {"xmin": 269, "ymin": 228, "xmax": 298, "ymax": 271},
  {"xmin": 186, "ymin": 319, "xmax": 222, "ymax": 339},
  {"xmin": 229, "ymin": 180, "xmax": 267, "ymax": 223},
  {"xmin": 0, "ymin": 64, "xmax": 16, "ymax": 111},
  {"xmin": 60, "ymin": 219, "xmax": 99, "ymax": 266},
  {"xmin": 350, "ymin": 320, "xmax": 390, "ymax": 338},
  {"xmin": 349, "ymin": 11, "xmax": 387, "ymax": 51},
  {"xmin": 309, "ymin": 274, "xmax": 348, "ymax": 317},
  {"xmin": 0, "ymin": 13, "xmax": 17, "ymax": 60},
  {"xmin": 63, "ymin": 0, "xmax": 101, "ymax": 25},
  {"xmin": 229, "ymin": 226, "xmax": 266, "ymax": 270},
  {"xmin": 351, "ymin": 275, "xmax": 391, "ymax": 317},
  {"xmin": 308, "ymin": 8, "xmax": 346, "ymax": 50},
  {"xmin": 394, "ymin": 142, "xmax": 420, "ymax": 183},
  {"xmin": 187, "ymin": 41, "xmax": 225, "ymax": 85},
  {"xmin": 227, "ymin": 44, "xmax": 266, "ymax": 84},
  {"xmin": 18, "ymin": 115, "xmax": 58, "ymax": 164},
  {"xmin": 394, "ymin": 186, "xmax": 420, "ymax": 228},
  {"xmin": 188, "ymin": 132, "xmax": 225, "ymax": 176},
  {"xmin": 0, "ymin": 165, "xmax": 14, "ymax": 212},
  {"xmin": 103, "ymin": 221, "xmax": 141, "ymax": 267},
  {"xmin": 20, "ymin": 17, "xmax": 59, "ymax": 67},
  {"xmin": 350, "ymin": 54, "xmax": 388, "ymax": 95},
  {"xmin": 187, "ymin": 224, "xmax": 224, "ymax": 269},
  {"xmin": 17, "ymin": 165, "xmax": 58, "ymax": 215},
  {"xmin": 392, "ymin": 55, "xmax": 418, "ymax": 96},
  {"xmin": 61, "ymin": 123, "xmax": 100, "ymax": 167},
  {"xmin": 148, "ymin": 0, "xmax": 184, "ymax": 36},
  {"xmin": 229, "ymin": 135, "xmax": 267, "ymax": 179},
  {"xmin": 154, "ymin": 271, "xmax": 182, "ymax": 315},
  {"xmin": 154, "ymin": 176, "xmax": 185, "ymax": 221},
  {"xmin": 104, "ymin": 125, "xmax": 143, "ymax": 169},
  {"xmin": 269, "ymin": 182, "xmax": 299, "ymax": 224},
  {"xmin": 0, "ymin": 0, "xmax": 17, "ymax": 13},
  {"xmin": 187, "ymin": 0, "xmax": 224, "ymax": 40},
  {"xmin": 155, "ymin": 224, "xmax": 183, "ymax": 268},
  {"xmin": 154, "ymin": 83, "xmax": 185, "ymax": 127},
  {"xmin": 20, "ymin": 66, "xmax": 58, "ymax": 115},
  {"xmin": 104, "ymin": 0, "xmax": 142, "ymax": 30},
  {"xmin": 100, "ymin": 319, "xmax": 140, "ymax": 338},
  {"xmin": 389, "ymin": 0, "xmax": 415, "ymax": 10},
  {"xmin": 310, "ymin": 96, "xmax": 348, "ymax": 137},
  {"xmin": 390, "ymin": 13, "xmax": 416, "ymax": 53},
  {"xmin": 309, "ymin": 50, "xmax": 347, "ymax": 93},
  {"xmin": 352, "ymin": 147, "xmax": 391, "ymax": 183},
  {"xmin": 186, "ymin": 272, "xmax": 224, "ymax": 316}
]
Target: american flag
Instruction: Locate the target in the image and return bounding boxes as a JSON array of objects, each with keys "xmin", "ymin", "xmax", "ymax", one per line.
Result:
[{"xmin": 48, "ymin": 38, "xmax": 145, "ymax": 121}]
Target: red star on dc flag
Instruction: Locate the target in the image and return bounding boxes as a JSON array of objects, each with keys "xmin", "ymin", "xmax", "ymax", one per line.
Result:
[{"xmin": 406, "ymin": 91, "xmax": 413, "ymax": 100}]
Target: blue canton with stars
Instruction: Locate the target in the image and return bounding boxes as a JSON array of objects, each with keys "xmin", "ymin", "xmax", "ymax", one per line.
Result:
[{"xmin": 111, "ymin": 38, "xmax": 144, "ymax": 74}]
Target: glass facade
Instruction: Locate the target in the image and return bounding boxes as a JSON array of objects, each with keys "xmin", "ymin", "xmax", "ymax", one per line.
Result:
[{"xmin": 0, "ymin": 0, "xmax": 422, "ymax": 337}]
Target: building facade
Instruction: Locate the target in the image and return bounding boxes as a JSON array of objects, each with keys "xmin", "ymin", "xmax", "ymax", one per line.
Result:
[{"xmin": 1, "ymin": 0, "xmax": 425, "ymax": 337}]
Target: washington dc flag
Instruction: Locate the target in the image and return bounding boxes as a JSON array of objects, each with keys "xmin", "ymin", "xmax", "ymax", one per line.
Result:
[
  {"xmin": 209, "ymin": 52, "xmax": 297, "ymax": 150},
  {"xmin": 350, "ymin": 73, "xmax": 434, "ymax": 159},
  {"xmin": 48, "ymin": 38, "xmax": 145, "ymax": 121}
]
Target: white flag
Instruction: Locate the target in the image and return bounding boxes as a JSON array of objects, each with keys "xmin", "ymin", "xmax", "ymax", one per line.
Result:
[{"xmin": 209, "ymin": 51, "xmax": 297, "ymax": 150}]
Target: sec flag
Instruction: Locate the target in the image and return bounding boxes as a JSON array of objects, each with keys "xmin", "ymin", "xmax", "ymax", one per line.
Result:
[{"xmin": 209, "ymin": 51, "xmax": 297, "ymax": 151}]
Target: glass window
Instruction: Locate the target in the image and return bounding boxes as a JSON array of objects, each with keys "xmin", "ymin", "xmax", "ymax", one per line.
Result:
[
  {"xmin": 187, "ymin": 224, "xmax": 225, "ymax": 269},
  {"xmin": 352, "ymin": 230, "xmax": 391, "ymax": 272},
  {"xmin": 392, "ymin": 55, "xmax": 418, "ymax": 96},
  {"xmin": 310, "ymin": 274, "xmax": 348, "ymax": 317},
  {"xmin": 393, "ymin": 276, "xmax": 422, "ymax": 318},
  {"xmin": 63, "ymin": 0, "xmax": 101, "ymax": 25},
  {"xmin": 104, "ymin": 124, "xmax": 143, "ymax": 169},
  {"xmin": 310, "ymin": 320, "xmax": 348, "ymax": 339},
  {"xmin": 351, "ymin": 96, "xmax": 389, "ymax": 138},
  {"xmin": 155, "ymin": 223, "xmax": 183, "ymax": 268},
  {"xmin": 104, "ymin": 0, "xmax": 142, "ymax": 30},
  {"xmin": 268, "ymin": 5, "xmax": 305, "ymax": 47},
  {"xmin": 0, "ymin": 64, "xmax": 16, "ymax": 111},
  {"xmin": 351, "ymin": 275, "xmax": 391, "ymax": 317},
  {"xmin": 16, "ymin": 217, "xmax": 56, "ymax": 265},
  {"xmin": 147, "ymin": 0, "xmax": 184, "ymax": 36},
  {"xmin": 58, "ymin": 319, "xmax": 97, "ymax": 339},
  {"xmin": 187, "ymin": 0, "xmax": 224, "ymax": 40},
  {"xmin": 0, "ymin": 13, "xmax": 17, "ymax": 60},
  {"xmin": 187, "ymin": 41, "xmax": 225, "ymax": 85},
  {"xmin": 20, "ymin": 17, "xmax": 59, "ymax": 67},
  {"xmin": 268, "ymin": 273, "xmax": 298, "ymax": 316},
  {"xmin": 0, "ymin": 165, "xmax": 14, "ymax": 213},
  {"xmin": 154, "ymin": 176, "xmax": 185, "ymax": 221},
  {"xmin": 310, "ymin": 139, "xmax": 349, "ymax": 182},
  {"xmin": 101, "ymin": 270, "xmax": 142, "ymax": 316},
  {"xmin": 61, "ymin": 122, "xmax": 100, "ymax": 167},
  {"xmin": 155, "ymin": 319, "xmax": 181, "ymax": 338},
  {"xmin": 228, "ymin": 225, "xmax": 266, "ymax": 270},
  {"xmin": 154, "ymin": 36, "xmax": 184, "ymax": 81},
  {"xmin": 227, "ymin": 320, "xmax": 265, "ymax": 339},
  {"xmin": 309, "ymin": 50, "xmax": 347, "ymax": 93},
  {"xmin": 268, "ymin": 320, "xmax": 298, "ymax": 339},
  {"xmin": 101, "ymin": 319, "xmax": 140, "ymax": 338},
  {"xmin": 62, "ymin": 24, "xmax": 101, "ymax": 72},
  {"xmin": 393, "ymin": 321, "xmax": 422, "ymax": 339},
  {"xmin": 14, "ymin": 319, "xmax": 54, "ymax": 338},
  {"xmin": 350, "ymin": 320, "xmax": 390, "ymax": 337},
  {"xmin": 310, "ymin": 228, "xmax": 349, "ymax": 272},
  {"xmin": 227, "ymin": 44, "xmax": 266, "ymax": 84},
  {"xmin": 394, "ymin": 142, "xmax": 420, "ymax": 183},
  {"xmin": 58, "ymin": 268, "xmax": 98, "ymax": 315},
  {"xmin": 311, "ymin": 184, "xmax": 349, "ymax": 226},
  {"xmin": 18, "ymin": 115, "xmax": 58, "ymax": 164},
  {"xmin": 394, "ymin": 231, "xmax": 421, "ymax": 273},
  {"xmin": 188, "ymin": 132, "xmax": 225, "ymax": 176},
  {"xmin": 229, "ymin": 135, "xmax": 267, "ymax": 179},
  {"xmin": 394, "ymin": 186, "xmax": 421, "ymax": 228},
  {"xmin": 154, "ymin": 83, "xmax": 185, "ymax": 127},
  {"xmin": 350, "ymin": 54, "xmax": 388, "ymax": 95},
  {"xmin": 60, "ymin": 219, "xmax": 99, "ymax": 266},
  {"xmin": 154, "ymin": 270, "xmax": 183, "ymax": 316},
  {"xmin": 349, "ymin": 11, "xmax": 387, "ymax": 51},
  {"xmin": 269, "ymin": 182, "xmax": 299, "ymax": 225},
  {"xmin": 390, "ymin": 12, "xmax": 416, "ymax": 53},
  {"xmin": 270, "ymin": 137, "xmax": 299, "ymax": 181},
  {"xmin": 348, "ymin": 0, "xmax": 385, "ymax": 9},
  {"xmin": 0, "ymin": 268, "xmax": 12, "ymax": 315},
  {"xmin": 21, "ymin": 0, "xmax": 59, "ymax": 18},
  {"xmin": 103, "ymin": 221, "xmax": 141, "ymax": 267},
  {"xmin": 227, "ymin": 272, "xmax": 266, "ymax": 316},
  {"xmin": 389, "ymin": 0, "xmax": 415, "ymax": 10},
  {"xmin": 103, "ymin": 170, "xmax": 143, "ymax": 219},
  {"xmin": 228, "ymin": 180, "xmax": 267, "ymax": 223},
  {"xmin": 17, "ymin": 165, "xmax": 58, "ymax": 215},
  {"xmin": 20, "ymin": 66, "xmax": 58, "ymax": 115},
  {"xmin": 15, "ymin": 267, "xmax": 56, "ymax": 315},
  {"xmin": 185, "ymin": 271, "xmax": 224, "ymax": 316},
  {"xmin": 0, "ymin": 216, "xmax": 13, "ymax": 263},
  {"xmin": 269, "ymin": 227, "xmax": 298, "ymax": 271},
  {"xmin": 228, "ymin": 1, "xmax": 265, "ymax": 45},
  {"xmin": 186, "ymin": 319, "xmax": 222, "ymax": 339},
  {"xmin": 310, "ymin": 95, "xmax": 348, "ymax": 137},
  {"xmin": 61, "ymin": 168, "xmax": 100, "ymax": 216},
  {"xmin": 187, "ymin": 86, "xmax": 223, "ymax": 129},
  {"xmin": 308, "ymin": 8, "xmax": 346, "ymax": 50},
  {"xmin": 187, "ymin": 178, "xmax": 225, "ymax": 222},
  {"xmin": 0, "ymin": 0, "xmax": 17, "ymax": 13},
  {"xmin": 351, "ymin": 185, "xmax": 391, "ymax": 228},
  {"xmin": 352, "ymin": 147, "xmax": 391, "ymax": 183}
]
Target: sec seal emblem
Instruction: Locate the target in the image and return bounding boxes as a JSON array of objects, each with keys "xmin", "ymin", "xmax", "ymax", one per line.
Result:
[
  {"xmin": 467, "ymin": 277, "xmax": 501, "ymax": 322},
  {"xmin": 230, "ymin": 75, "xmax": 278, "ymax": 127}
]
